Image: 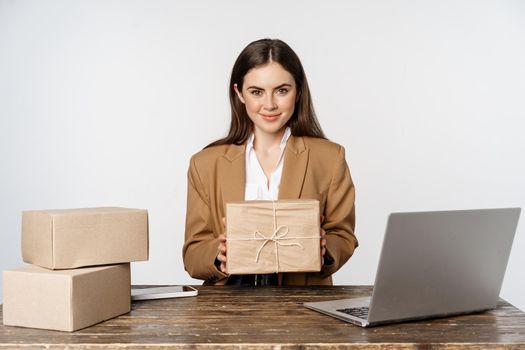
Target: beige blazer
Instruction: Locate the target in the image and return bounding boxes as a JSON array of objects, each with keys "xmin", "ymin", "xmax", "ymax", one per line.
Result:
[{"xmin": 183, "ymin": 135, "xmax": 357, "ymax": 285}]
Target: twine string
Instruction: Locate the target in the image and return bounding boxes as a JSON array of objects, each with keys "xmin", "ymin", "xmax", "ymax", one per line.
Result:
[{"xmin": 253, "ymin": 201, "xmax": 303, "ymax": 272}]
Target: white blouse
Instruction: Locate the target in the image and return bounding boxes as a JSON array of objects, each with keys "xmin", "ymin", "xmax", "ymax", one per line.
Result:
[{"xmin": 244, "ymin": 127, "xmax": 291, "ymax": 200}]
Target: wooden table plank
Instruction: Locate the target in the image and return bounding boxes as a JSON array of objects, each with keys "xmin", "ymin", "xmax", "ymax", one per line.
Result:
[{"xmin": 1, "ymin": 286, "xmax": 525, "ymax": 349}]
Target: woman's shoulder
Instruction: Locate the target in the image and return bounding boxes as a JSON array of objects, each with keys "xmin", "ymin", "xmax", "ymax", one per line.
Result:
[
  {"xmin": 190, "ymin": 144, "xmax": 231, "ymax": 163},
  {"xmin": 190, "ymin": 145, "xmax": 229, "ymax": 168},
  {"xmin": 189, "ymin": 143, "xmax": 244, "ymax": 174},
  {"xmin": 301, "ymin": 136, "xmax": 345, "ymax": 155},
  {"xmin": 298, "ymin": 136, "xmax": 350, "ymax": 172}
]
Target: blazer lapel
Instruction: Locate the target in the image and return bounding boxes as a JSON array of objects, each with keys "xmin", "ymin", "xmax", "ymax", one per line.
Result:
[
  {"xmin": 217, "ymin": 143, "xmax": 245, "ymax": 218},
  {"xmin": 279, "ymin": 136, "xmax": 309, "ymax": 200}
]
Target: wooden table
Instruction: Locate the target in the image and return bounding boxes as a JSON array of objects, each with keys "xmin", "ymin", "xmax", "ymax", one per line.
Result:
[{"xmin": 1, "ymin": 285, "xmax": 525, "ymax": 349}]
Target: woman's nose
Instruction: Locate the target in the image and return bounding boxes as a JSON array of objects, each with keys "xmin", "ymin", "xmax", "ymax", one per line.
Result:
[{"xmin": 263, "ymin": 95, "xmax": 277, "ymax": 110}]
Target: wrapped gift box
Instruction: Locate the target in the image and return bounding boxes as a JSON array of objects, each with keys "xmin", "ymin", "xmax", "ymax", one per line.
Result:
[
  {"xmin": 226, "ymin": 199, "xmax": 321, "ymax": 274},
  {"xmin": 22, "ymin": 207, "xmax": 148, "ymax": 269},
  {"xmin": 2, "ymin": 264, "xmax": 131, "ymax": 332}
]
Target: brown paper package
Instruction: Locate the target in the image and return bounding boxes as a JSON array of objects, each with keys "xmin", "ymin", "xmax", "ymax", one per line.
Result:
[
  {"xmin": 2, "ymin": 264, "xmax": 131, "ymax": 332},
  {"xmin": 22, "ymin": 207, "xmax": 149, "ymax": 269},
  {"xmin": 226, "ymin": 200, "xmax": 321, "ymax": 275}
]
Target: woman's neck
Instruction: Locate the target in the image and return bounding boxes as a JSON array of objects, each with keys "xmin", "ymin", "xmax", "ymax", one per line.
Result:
[{"xmin": 252, "ymin": 127, "xmax": 286, "ymax": 152}]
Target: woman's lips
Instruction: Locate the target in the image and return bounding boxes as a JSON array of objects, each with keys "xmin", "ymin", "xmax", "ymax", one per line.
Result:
[{"xmin": 261, "ymin": 114, "xmax": 280, "ymax": 121}]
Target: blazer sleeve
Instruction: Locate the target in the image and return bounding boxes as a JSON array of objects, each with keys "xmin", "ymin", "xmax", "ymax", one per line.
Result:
[
  {"xmin": 317, "ymin": 145, "xmax": 358, "ymax": 277},
  {"xmin": 182, "ymin": 155, "xmax": 228, "ymax": 283}
]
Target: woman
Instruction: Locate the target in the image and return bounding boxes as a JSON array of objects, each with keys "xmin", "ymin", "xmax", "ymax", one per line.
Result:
[{"xmin": 183, "ymin": 38, "xmax": 357, "ymax": 286}]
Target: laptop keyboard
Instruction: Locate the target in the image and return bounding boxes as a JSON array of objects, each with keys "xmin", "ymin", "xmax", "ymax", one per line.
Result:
[{"xmin": 336, "ymin": 306, "xmax": 369, "ymax": 319}]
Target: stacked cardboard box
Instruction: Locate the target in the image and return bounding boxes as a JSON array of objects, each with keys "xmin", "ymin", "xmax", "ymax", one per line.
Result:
[{"xmin": 2, "ymin": 207, "xmax": 149, "ymax": 332}]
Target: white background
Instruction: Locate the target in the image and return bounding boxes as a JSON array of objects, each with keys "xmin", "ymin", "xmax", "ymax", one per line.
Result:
[{"xmin": 1, "ymin": 0, "xmax": 524, "ymax": 310}]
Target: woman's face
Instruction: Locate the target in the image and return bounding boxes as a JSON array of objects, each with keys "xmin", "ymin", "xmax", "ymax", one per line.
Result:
[{"xmin": 235, "ymin": 61, "xmax": 297, "ymax": 137}]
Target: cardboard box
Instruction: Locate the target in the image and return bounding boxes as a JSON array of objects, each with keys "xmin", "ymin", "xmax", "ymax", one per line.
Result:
[
  {"xmin": 22, "ymin": 207, "xmax": 148, "ymax": 269},
  {"xmin": 226, "ymin": 200, "xmax": 321, "ymax": 274},
  {"xmin": 2, "ymin": 264, "xmax": 131, "ymax": 332}
]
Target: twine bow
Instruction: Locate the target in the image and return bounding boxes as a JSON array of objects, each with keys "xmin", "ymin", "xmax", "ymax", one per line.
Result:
[{"xmin": 253, "ymin": 201, "xmax": 303, "ymax": 272}]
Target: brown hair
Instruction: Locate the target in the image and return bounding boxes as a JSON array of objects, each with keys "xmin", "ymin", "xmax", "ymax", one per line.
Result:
[{"xmin": 206, "ymin": 38, "xmax": 325, "ymax": 148}]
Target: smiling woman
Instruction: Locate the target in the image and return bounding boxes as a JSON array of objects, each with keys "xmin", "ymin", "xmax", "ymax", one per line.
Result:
[
  {"xmin": 234, "ymin": 62, "xmax": 297, "ymax": 137},
  {"xmin": 182, "ymin": 38, "xmax": 358, "ymax": 286}
]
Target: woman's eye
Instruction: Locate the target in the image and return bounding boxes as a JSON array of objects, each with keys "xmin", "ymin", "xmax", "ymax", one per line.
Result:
[
  {"xmin": 250, "ymin": 90, "xmax": 263, "ymax": 96},
  {"xmin": 276, "ymin": 88, "xmax": 288, "ymax": 95}
]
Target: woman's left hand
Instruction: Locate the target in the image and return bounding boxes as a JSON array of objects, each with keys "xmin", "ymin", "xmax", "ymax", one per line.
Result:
[
  {"xmin": 320, "ymin": 227, "xmax": 327, "ymax": 265},
  {"xmin": 320, "ymin": 215, "xmax": 326, "ymax": 265}
]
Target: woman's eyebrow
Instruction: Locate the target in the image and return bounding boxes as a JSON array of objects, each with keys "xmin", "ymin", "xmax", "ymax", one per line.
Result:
[
  {"xmin": 274, "ymin": 83, "xmax": 293, "ymax": 89},
  {"xmin": 246, "ymin": 83, "xmax": 293, "ymax": 90}
]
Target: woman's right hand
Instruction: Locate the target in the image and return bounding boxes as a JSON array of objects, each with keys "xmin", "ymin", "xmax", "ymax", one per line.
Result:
[
  {"xmin": 217, "ymin": 234, "xmax": 227, "ymax": 273},
  {"xmin": 216, "ymin": 217, "xmax": 228, "ymax": 273}
]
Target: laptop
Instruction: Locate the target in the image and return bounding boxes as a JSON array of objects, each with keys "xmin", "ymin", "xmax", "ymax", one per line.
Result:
[{"xmin": 304, "ymin": 207, "xmax": 521, "ymax": 327}]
